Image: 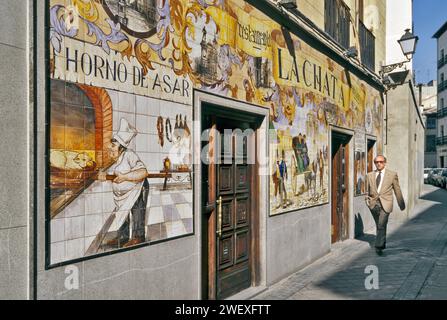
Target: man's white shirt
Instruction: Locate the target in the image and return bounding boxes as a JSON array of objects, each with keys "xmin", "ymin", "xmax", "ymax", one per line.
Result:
[{"xmin": 375, "ymin": 169, "xmax": 386, "ymax": 193}]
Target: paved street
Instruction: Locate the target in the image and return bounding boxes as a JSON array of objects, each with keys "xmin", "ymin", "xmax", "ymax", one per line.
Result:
[{"xmin": 254, "ymin": 184, "xmax": 447, "ymax": 300}]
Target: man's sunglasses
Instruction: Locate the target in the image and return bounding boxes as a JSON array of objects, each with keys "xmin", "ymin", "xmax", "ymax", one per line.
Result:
[{"xmin": 374, "ymin": 161, "xmax": 385, "ymax": 164}]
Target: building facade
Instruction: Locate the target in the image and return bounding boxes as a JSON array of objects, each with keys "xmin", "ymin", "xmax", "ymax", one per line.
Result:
[
  {"xmin": 2, "ymin": 0, "xmax": 390, "ymax": 299},
  {"xmin": 416, "ymin": 81, "xmax": 438, "ymax": 168},
  {"xmin": 434, "ymin": 22, "xmax": 447, "ymax": 168},
  {"xmin": 383, "ymin": 0, "xmax": 424, "ymax": 221}
]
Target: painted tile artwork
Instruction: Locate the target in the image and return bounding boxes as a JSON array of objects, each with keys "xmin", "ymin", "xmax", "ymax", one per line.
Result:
[
  {"xmin": 354, "ymin": 151, "xmax": 366, "ymax": 196},
  {"xmin": 48, "ymin": 0, "xmax": 383, "ymax": 263},
  {"xmin": 49, "ymin": 79, "xmax": 193, "ymax": 264}
]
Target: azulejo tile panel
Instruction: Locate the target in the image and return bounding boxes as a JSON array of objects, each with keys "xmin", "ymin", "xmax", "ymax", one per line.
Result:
[{"xmin": 47, "ymin": 0, "xmax": 383, "ymax": 264}]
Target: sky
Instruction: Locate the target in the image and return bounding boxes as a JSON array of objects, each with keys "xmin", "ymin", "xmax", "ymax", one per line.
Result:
[{"xmin": 413, "ymin": 0, "xmax": 447, "ymax": 84}]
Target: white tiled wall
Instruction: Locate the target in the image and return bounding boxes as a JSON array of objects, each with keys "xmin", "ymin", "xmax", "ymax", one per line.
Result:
[
  {"xmin": 50, "ymin": 180, "xmax": 116, "ymax": 264},
  {"xmin": 50, "ymin": 89, "xmax": 193, "ymax": 265}
]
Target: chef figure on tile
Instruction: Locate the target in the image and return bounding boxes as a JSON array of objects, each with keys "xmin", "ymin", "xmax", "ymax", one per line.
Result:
[{"xmin": 98, "ymin": 118, "xmax": 149, "ymax": 248}]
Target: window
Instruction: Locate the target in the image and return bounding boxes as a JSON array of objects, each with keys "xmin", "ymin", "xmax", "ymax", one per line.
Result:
[
  {"xmin": 325, "ymin": 0, "xmax": 350, "ymax": 49},
  {"xmin": 359, "ymin": 20, "xmax": 375, "ymax": 71},
  {"xmin": 441, "ymin": 125, "xmax": 445, "ymax": 137},
  {"xmin": 427, "ymin": 117, "xmax": 436, "ymax": 129},
  {"xmin": 439, "ymin": 49, "xmax": 445, "ymax": 68},
  {"xmin": 439, "ymin": 98, "xmax": 446, "ymax": 118},
  {"xmin": 423, "ymin": 134, "xmax": 429, "ymax": 146},
  {"xmin": 440, "ymin": 74, "xmax": 445, "ymax": 92}
]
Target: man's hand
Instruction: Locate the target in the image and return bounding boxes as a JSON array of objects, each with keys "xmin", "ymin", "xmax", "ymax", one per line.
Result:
[
  {"xmin": 365, "ymin": 196, "xmax": 370, "ymax": 207},
  {"xmin": 113, "ymin": 174, "xmax": 127, "ymax": 184}
]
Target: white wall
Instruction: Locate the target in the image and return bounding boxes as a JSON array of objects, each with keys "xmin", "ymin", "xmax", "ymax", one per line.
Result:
[
  {"xmin": 417, "ymin": 82, "xmax": 437, "ymax": 110},
  {"xmin": 385, "ymin": 80, "xmax": 424, "ymax": 221},
  {"xmin": 0, "ymin": 0, "xmax": 33, "ymax": 300},
  {"xmin": 386, "ymin": 0, "xmax": 413, "ymax": 70}
]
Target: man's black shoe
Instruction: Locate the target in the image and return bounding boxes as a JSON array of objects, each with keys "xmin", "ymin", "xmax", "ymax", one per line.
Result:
[{"xmin": 375, "ymin": 248, "xmax": 383, "ymax": 256}]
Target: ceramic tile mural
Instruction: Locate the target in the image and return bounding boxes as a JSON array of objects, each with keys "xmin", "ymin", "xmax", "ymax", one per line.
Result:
[
  {"xmin": 354, "ymin": 151, "xmax": 366, "ymax": 196},
  {"xmin": 48, "ymin": 77, "xmax": 193, "ymax": 264},
  {"xmin": 48, "ymin": 0, "xmax": 383, "ymax": 263},
  {"xmin": 353, "ymin": 130, "xmax": 366, "ymax": 196}
]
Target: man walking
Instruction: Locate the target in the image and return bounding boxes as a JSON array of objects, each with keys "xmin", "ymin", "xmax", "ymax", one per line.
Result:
[{"xmin": 365, "ymin": 155, "xmax": 405, "ymax": 255}]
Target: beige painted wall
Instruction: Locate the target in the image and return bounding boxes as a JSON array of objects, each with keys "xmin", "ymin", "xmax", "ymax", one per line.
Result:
[
  {"xmin": 385, "ymin": 80, "xmax": 425, "ymax": 221},
  {"xmin": 272, "ymin": 0, "xmax": 386, "ymax": 74},
  {"xmin": 386, "ymin": 0, "xmax": 413, "ymax": 70}
]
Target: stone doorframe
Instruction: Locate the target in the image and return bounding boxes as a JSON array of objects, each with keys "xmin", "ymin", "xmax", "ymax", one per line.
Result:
[
  {"xmin": 193, "ymin": 90, "xmax": 269, "ymax": 299},
  {"xmin": 329, "ymin": 126, "xmax": 355, "ymax": 244}
]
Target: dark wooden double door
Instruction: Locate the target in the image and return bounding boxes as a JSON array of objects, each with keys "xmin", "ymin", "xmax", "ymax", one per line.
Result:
[
  {"xmin": 331, "ymin": 132, "xmax": 352, "ymax": 243},
  {"xmin": 202, "ymin": 107, "xmax": 261, "ymax": 300}
]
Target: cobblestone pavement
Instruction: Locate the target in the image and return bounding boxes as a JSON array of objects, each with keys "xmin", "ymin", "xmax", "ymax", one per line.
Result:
[{"xmin": 254, "ymin": 184, "xmax": 447, "ymax": 300}]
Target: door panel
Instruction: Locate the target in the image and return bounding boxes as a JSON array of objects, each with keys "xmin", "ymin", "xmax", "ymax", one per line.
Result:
[
  {"xmin": 341, "ymin": 144, "xmax": 349, "ymax": 240},
  {"xmin": 331, "ymin": 145, "xmax": 341, "ymax": 243},
  {"xmin": 235, "ymin": 230, "xmax": 249, "ymax": 263},
  {"xmin": 221, "ymin": 197, "xmax": 234, "ymax": 232},
  {"xmin": 206, "ymin": 122, "xmax": 218, "ymax": 299},
  {"xmin": 219, "ymin": 166, "xmax": 233, "ymax": 194},
  {"xmin": 236, "ymin": 165, "xmax": 249, "ymax": 190},
  {"xmin": 203, "ymin": 107, "xmax": 261, "ymax": 300},
  {"xmin": 218, "ymin": 234, "xmax": 234, "ymax": 270},
  {"xmin": 216, "ymin": 123, "xmax": 252, "ymax": 299},
  {"xmin": 331, "ymin": 132, "xmax": 351, "ymax": 243},
  {"xmin": 367, "ymin": 140, "xmax": 375, "ymax": 173},
  {"xmin": 217, "ymin": 261, "xmax": 250, "ymax": 297}
]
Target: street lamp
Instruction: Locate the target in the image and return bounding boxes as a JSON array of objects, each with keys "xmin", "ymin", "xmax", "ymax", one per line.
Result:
[
  {"xmin": 398, "ymin": 29, "xmax": 419, "ymax": 60},
  {"xmin": 382, "ymin": 29, "xmax": 419, "ymax": 147},
  {"xmin": 380, "ymin": 29, "xmax": 419, "ymax": 77}
]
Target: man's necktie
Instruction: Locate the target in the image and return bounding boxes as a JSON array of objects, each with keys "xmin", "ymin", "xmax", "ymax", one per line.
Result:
[{"xmin": 376, "ymin": 171, "xmax": 381, "ymax": 189}]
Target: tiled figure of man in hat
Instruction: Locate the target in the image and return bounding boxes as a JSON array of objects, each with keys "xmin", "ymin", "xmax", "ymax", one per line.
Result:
[{"xmin": 98, "ymin": 118, "xmax": 149, "ymax": 248}]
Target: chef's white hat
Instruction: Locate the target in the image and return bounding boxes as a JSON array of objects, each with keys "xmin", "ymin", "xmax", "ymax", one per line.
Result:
[{"xmin": 113, "ymin": 118, "xmax": 137, "ymax": 148}]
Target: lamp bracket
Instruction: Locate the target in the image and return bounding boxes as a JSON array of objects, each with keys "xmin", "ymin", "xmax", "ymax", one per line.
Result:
[{"xmin": 379, "ymin": 59, "xmax": 410, "ymax": 77}]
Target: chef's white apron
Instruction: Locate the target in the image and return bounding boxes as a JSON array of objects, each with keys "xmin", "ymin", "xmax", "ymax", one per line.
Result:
[{"xmin": 107, "ymin": 151, "xmax": 145, "ymax": 238}]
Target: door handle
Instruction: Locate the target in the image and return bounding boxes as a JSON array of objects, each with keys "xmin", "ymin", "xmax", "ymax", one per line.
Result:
[{"xmin": 216, "ymin": 196, "xmax": 222, "ymax": 238}]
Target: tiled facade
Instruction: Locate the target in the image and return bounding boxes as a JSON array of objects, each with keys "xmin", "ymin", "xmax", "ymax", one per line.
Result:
[{"xmin": 1, "ymin": 0, "xmax": 392, "ymax": 299}]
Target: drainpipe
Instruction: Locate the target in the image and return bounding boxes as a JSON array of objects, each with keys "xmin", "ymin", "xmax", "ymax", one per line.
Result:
[
  {"xmin": 384, "ymin": 91, "xmax": 388, "ymax": 147},
  {"xmin": 418, "ymin": 83, "xmax": 422, "ymax": 107}
]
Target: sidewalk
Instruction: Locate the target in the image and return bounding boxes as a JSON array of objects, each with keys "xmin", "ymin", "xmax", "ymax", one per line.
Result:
[{"xmin": 254, "ymin": 184, "xmax": 447, "ymax": 300}]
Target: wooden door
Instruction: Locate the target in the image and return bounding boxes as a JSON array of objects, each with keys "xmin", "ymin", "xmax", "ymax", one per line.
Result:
[
  {"xmin": 203, "ymin": 119, "xmax": 218, "ymax": 299},
  {"xmin": 215, "ymin": 120, "xmax": 252, "ymax": 299},
  {"xmin": 367, "ymin": 140, "xmax": 375, "ymax": 173},
  {"xmin": 202, "ymin": 109, "xmax": 260, "ymax": 300},
  {"xmin": 331, "ymin": 132, "xmax": 351, "ymax": 243}
]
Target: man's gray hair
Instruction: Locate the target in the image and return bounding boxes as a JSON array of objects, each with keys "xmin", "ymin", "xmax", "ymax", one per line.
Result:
[{"xmin": 374, "ymin": 155, "xmax": 387, "ymax": 162}]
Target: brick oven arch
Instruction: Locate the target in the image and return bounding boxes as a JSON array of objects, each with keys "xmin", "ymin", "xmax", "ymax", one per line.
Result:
[{"xmin": 78, "ymin": 84, "xmax": 114, "ymax": 168}]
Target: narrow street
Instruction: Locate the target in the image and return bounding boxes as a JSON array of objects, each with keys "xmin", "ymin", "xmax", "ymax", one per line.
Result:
[{"xmin": 254, "ymin": 184, "xmax": 447, "ymax": 300}]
